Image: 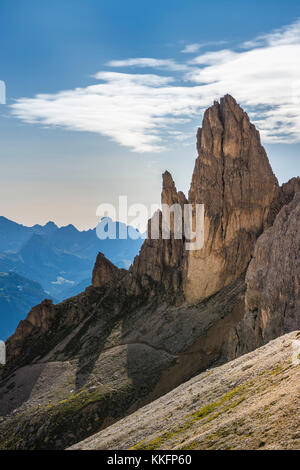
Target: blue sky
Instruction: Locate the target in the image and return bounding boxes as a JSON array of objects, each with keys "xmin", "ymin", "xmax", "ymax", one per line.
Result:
[{"xmin": 0, "ymin": 0, "xmax": 300, "ymax": 229}]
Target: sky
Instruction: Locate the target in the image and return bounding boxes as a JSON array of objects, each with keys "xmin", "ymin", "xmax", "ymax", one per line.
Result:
[{"xmin": 0, "ymin": 0, "xmax": 300, "ymax": 230}]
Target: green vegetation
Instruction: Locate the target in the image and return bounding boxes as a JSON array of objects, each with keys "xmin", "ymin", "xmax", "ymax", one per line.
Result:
[
  {"xmin": 0, "ymin": 385, "xmax": 112, "ymax": 450},
  {"xmin": 131, "ymin": 385, "xmax": 246, "ymax": 450},
  {"xmin": 132, "ymin": 361, "xmax": 297, "ymax": 451},
  {"xmin": 44, "ymin": 386, "xmax": 110, "ymax": 415},
  {"xmin": 0, "ymin": 426, "xmax": 26, "ymax": 450}
]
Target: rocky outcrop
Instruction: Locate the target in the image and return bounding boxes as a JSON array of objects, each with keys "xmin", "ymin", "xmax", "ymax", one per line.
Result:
[
  {"xmin": 92, "ymin": 252, "xmax": 125, "ymax": 288},
  {"xmin": 230, "ymin": 191, "xmax": 300, "ymax": 355},
  {"xmin": 185, "ymin": 95, "xmax": 279, "ymax": 302},
  {"xmin": 267, "ymin": 176, "xmax": 300, "ymax": 225},
  {"xmin": 129, "ymin": 95, "xmax": 279, "ymax": 305},
  {"xmin": 6, "ymin": 300, "xmax": 56, "ymax": 362},
  {"xmin": 129, "ymin": 171, "xmax": 187, "ymax": 303},
  {"xmin": 0, "ymin": 95, "xmax": 298, "ymax": 451}
]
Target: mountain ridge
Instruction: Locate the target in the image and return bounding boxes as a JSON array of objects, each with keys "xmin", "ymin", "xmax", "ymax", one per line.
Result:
[
  {"xmin": 0, "ymin": 217, "xmax": 144, "ymax": 338},
  {"xmin": 0, "ymin": 95, "xmax": 299, "ymax": 450},
  {"xmin": 0, "ymin": 272, "xmax": 52, "ymax": 340}
]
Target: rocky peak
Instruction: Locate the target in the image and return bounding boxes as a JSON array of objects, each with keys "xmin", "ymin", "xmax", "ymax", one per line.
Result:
[
  {"xmin": 6, "ymin": 299, "xmax": 56, "ymax": 363},
  {"xmin": 184, "ymin": 95, "xmax": 279, "ymax": 303},
  {"xmin": 161, "ymin": 170, "xmax": 178, "ymax": 208},
  {"xmin": 92, "ymin": 252, "xmax": 125, "ymax": 288},
  {"xmin": 1, "ymin": 95, "xmax": 299, "ymax": 452},
  {"xmin": 162, "ymin": 170, "xmax": 176, "ymax": 192},
  {"xmin": 125, "ymin": 95, "xmax": 279, "ymax": 305},
  {"xmin": 267, "ymin": 176, "xmax": 300, "ymax": 225},
  {"xmin": 129, "ymin": 171, "xmax": 187, "ymax": 302},
  {"xmin": 161, "ymin": 171, "xmax": 187, "ymax": 208}
]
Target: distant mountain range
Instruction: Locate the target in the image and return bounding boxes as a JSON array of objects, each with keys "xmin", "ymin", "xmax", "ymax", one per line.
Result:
[
  {"xmin": 0, "ymin": 216, "xmax": 144, "ymax": 339},
  {"xmin": 0, "ymin": 272, "xmax": 50, "ymax": 339}
]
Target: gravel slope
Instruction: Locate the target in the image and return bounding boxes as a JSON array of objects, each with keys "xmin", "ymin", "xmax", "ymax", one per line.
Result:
[{"xmin": 70, "ymin": 331, "xmax": 300, "ymax": 450}]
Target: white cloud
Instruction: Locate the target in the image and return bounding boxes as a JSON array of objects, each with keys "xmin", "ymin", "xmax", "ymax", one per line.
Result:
[
  {"xmin": 106, "ymin": 57, "xmax": 189, "ymax": 71},
  {"xmin": 189, "ymin": 49, "xmax": 238, "ymax": 65},
  {"xmin": 181, "ymin": 43, "xmax": 202, "ymax": 54},
  {"xmin": 186, "ymin": 34, "xmax": 300, "ymax": 142},
  {"xmin": 181, "ymin": 41, "xmax": 227, "ymax": 53},
  {"xmin": 11, "ymin": 72, "xmax": 203, "ymax": 152},
  {"xmin": 94, "ymin": 71, "xmax": 174, "ymax": 86},
  {"xmin": 10, "ymin": 18, "xmax": 300, "ymax": 151},
  {"xmin": 52, "ymin": 276, "xmax": 74, "ymax": 285},
  {"xmin": 241, "ymin": 18, "xmax": 300, "ymax": 49}
]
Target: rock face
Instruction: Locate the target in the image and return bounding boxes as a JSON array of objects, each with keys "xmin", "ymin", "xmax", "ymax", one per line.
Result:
[
  {"xmin": 232, "ymin": 191, "xmax": 300, "ymax": 354},
  {"xmin": 267, "ymin": 176, "xmax": 300, "ymax": 225},
  {"xmin": 6, "ymin": 300, "xmax": 56, "ymax": 363},
  {"xmin": 0, "ymin": 95, "xmax": 298, "ymax": 451},
  {"xmin": 185, "ymin": 95, "xmax": 279, "ymax": 302},
  {"xmin": 127, "ymin": 95, "xmax": 279, "ymax": 305},
  {"xmin": 128, "ymin": 171, "xmax": 187, "ymax": 303},
  {"xmin": 92, "ymin": 252, "xmax": 126, "ymax": 288}
]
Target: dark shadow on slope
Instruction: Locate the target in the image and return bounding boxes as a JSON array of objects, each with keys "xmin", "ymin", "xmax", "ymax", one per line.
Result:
[
  {"xmin": 73, "ymin": 275, "xmax": 246, "ymax": 414},
  {"xmin": 0, "ymin": 363, "xmax": 46, "ymax": 417},
  {"xmin": 73, "ymin": 288, "xmax": 126, "ymax": 391},
  {"xmin": 122, "ymin": 276, "xmax": 246, "ymax": 414}
]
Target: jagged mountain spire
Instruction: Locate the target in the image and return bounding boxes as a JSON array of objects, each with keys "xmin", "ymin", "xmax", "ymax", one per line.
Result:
[
  {"xmin": 184, "ymin": 95, "xmax": 279, "ymax": 302},
  {"xmin": 2, "ymin": 95, "xmax": 299, "ymax": 452}
]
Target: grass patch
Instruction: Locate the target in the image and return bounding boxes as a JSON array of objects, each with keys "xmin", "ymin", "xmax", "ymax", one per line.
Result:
[{"xmin": 131, "ymin": 385, "xmax": 246, "ymax": 450}]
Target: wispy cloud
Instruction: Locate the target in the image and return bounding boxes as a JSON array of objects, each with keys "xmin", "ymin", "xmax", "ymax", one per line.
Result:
[
  {"xmin": 241, "ymin": 18, "xmax": 300, "ymax": 49},
  {"xmin": 181, "ymin": 43, "xmax": 202, "ymax": 54},
  {"xmin": 10, "ymin": 18, "xmax": 300, "ymax": 152},
  {"xmin": 106, "ymin": 57, "xmax": 189, "ymax": 72},
  {"xmin": 181, "ymin": 41, "xmax": 227, "ymax": 53},
  {"xmin": 189, "ymin": 49, "xmax": 237, "ymax": 65},
  {"xmin": 11, "ymin": 72, "xmax": 200, "ymax": 153}
]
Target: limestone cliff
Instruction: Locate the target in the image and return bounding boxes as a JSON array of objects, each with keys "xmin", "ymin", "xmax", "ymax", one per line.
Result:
[
  {"xmin": 232, "ymin": 190, "xmax": 300, "ymax": 354},
  {"xmin": 185, "ymin": 95, "xmax": 279, "ymax": 302},
  {"xmin": 124, "ymin": 95, "xmax": 279, "ymax": 305}
]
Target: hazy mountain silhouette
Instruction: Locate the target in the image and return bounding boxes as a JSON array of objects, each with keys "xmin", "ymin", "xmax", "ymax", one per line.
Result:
[
  {"xmin": 0, "ymin": 271, "xmax": 52, "ymax": 340},
  {"xmin": 0, "ymin": 217, "xmax": 144, "ymax": 337}
]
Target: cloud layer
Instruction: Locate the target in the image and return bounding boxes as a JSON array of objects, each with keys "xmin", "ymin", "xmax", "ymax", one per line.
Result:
[{"xmin": 11, "ymin": 19, "xmax": 300, "ymax": 152}]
